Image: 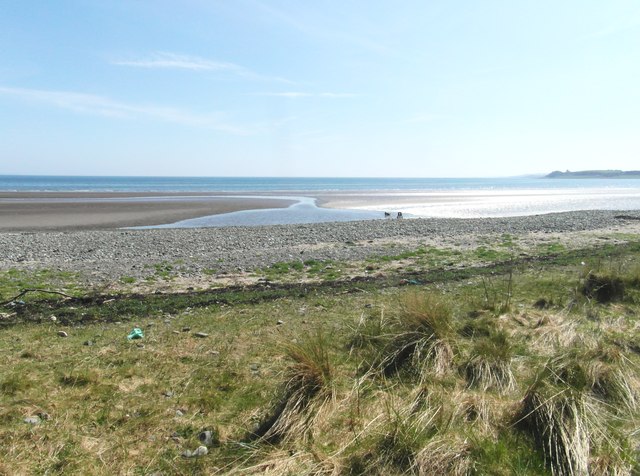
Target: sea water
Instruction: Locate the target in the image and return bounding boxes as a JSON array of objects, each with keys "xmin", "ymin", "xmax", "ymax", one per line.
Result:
[
  {"xmin": 2, "ymin": 175, "xmax": 640, "ymax": 226},
  {"xmin": 2, "ymin": 174, "xmax": 640, "ymax": 193}
]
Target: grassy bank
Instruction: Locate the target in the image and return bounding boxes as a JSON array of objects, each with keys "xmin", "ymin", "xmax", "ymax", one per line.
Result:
[{"xmin": 1, "ymin": 240, "xmax": 639, "ymax": 474}]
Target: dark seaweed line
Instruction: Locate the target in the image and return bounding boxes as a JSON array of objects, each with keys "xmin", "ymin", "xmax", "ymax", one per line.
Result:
[{"xmin": 2, "ymin": 241, "xmax": 638, "ymax": 328}]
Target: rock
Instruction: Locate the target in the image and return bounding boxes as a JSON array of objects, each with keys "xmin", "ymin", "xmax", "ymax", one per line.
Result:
[
  {"xmin": 162, "ymin": 390, "xmax": 175, "ymax": 398},
  {"xmin": 276, "ymin": 320, "xmax": 284, "ymax": 326},
  {"xmin": 83, "ymin": 340, "xmax": 94, "ymax": 346},
  {"xmin": 181, "ymin": 327, "xmax": 191, "ymax": 332},
  {"xmin": 37, "ymin": 412, "xmax": 51, "ymax": 421},
  {"xmin": 182, "ymin": 445, "xmax": 208, "ymax": 458},
  {"xmin": 50, "ymin": 315, "xmax": 57, "ymax": 322},
  {"xmin": 194, "ymin": 332, "xmax": 208, "ymax": 338},
  {"xmin": 175, "ymin": 409, "xmax": 184, "ymax": 417},
  {"xmin": 57, "ymin": 331, "xmax": 68, "ymax": 338},
  {"xmin": 172, "ymin": 330, "xmax": 180, "ymax": 334},
  {"xmin": 192, "ymin": 446, "xmax": 208, "ymax": 457},
  {"xmin": 198, "ymin": 429, "xmax": 219, "ymax": 447},
  {"xmin": 24, "ymin": 416, "xmax": 41, "ymax": 425}
]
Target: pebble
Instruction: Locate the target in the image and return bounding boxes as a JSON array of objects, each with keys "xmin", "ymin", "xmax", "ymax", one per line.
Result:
[
  {"xmin": 2, "ymin": 211, "xmax": 635, "ymax": 281},
  {"xmin": 181, "ymin": 327, "xmax": 191, "ymax": 332},
  {"xmin": 194, "ymin": 332, "xmax": 208, "ymax": 338},
  {"xmin": 57, "ymin": 331, "xmax": 68, "ymax": 338},
  {"xmin": 24, "ymin": 416, "xmax": 41, "ymax": 425},
  {"xmin": 276, "ymin": 320, "xmax": 284, "ymax": 326},
  {"xmin": 182, "ymin": 445, "xmax": 208, "ymax": 458}
]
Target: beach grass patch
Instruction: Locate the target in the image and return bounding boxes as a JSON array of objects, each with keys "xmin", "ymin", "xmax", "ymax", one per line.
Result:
[
  {"xmin": 376, "ymin": 291, "xmax": 457, "ymax": 379},
  {"xmin": 1, "ymin": 239, "xmax": 640, "ymax": 473},
  {"xmin": 0, "ymin": 268, "xmax": 83, "ymax": 302},
  {"xmin": 119, "ymin": 275, "xmax": 136, "ymax": 285}
]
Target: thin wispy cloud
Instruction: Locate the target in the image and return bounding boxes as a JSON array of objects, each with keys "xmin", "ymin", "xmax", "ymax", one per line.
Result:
[
  {"xmin": 257, "ymin": 92, "xmax": 357, "ymax": 98},
  {"xmin": 113, "ymin": 52, "xmax": 240, "ymax": 71},
  {"xmin": 0, "ymin": 85, "xmax": 246, "ymax": 134},
  {"xmin": 247, "ymin": 0, "xmax": 392, "ymax": 55},
  {"xmin": 113, "ymin": 52, "xmax": 294, "ymax": 84}
]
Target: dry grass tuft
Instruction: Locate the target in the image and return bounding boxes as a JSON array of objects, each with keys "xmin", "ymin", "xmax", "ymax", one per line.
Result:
[
  {"xmin": 463, "ymin": 330, "xmax": 516, "ymax": 393},
  {"xmin": 248, "ymin": 331, "xmax": 334, "ymax": 444},
  {"xmin": 532, "ymin": 314, "xmax": 579, "ymax": 355},
  {"xmin": 586, "ymin": 343, "xmax": 639, "ymax": 412},
  {"xmin": 513, "ymin": 347, "xmax": 637, "ymax": 476},
  {"xmin": 238, "ymin": 448, "xmax": 338, "ymax": 475},
  {"xmin": 516, "ymin": 377, "xmax": 591, "ymax": 476},
  {"xmin": 589, "ymin": 454, "xmax": 634, "ymax": 476},
  {"xmin": 378, "ymin": 292, "xmax": 456, "ymax": 379},
  {"xmin": 414, "ymin": 437, "xmax": 472, "ymax": 476}
]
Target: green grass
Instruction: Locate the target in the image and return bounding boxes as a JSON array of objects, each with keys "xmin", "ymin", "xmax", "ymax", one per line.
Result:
[
  {"xmin": 0, "ymin": 268, "xmax": 84, "ymax": 303},
  {"xmin": 119, "ymin": 275, "xmax": 136, "ymax": 285},
  {"xmin": 1, "ymin": 239, "xmax": 639, "ymax": 474}
]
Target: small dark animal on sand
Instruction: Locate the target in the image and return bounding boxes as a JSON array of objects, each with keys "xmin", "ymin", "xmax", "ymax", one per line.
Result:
[{"xmin": 397, "ymin": 212, "xmax": 403, "ymax": 219}]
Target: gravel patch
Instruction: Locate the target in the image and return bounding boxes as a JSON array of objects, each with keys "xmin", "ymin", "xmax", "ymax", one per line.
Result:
[{"xmin": 1, "ymin": 210, "xmax": 639, "ymax": 282}]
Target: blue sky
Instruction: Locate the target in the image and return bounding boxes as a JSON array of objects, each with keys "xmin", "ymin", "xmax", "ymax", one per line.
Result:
[{"xmin": 1, "ymin": 1, "xmax": 639, "ymax": 177}]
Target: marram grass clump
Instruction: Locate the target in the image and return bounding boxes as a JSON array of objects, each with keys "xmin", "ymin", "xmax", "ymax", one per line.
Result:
[
  {"xmin": 514, "ymin": 348, "xmax": 637, "ymax": 476},
  {"xmin": 463, "ymin": 330, "xmax": 516, "ymax": 393},
  {"xmin": 516, "ymin": 376, "xmax": 591, "ymax": 475},
  {"xmin": 248, "ymin": 331, "xmax": 334, "ymax": 444},
  {"xmin": 377, "ymin": 292, "xmax": 456, "ymax": 379}
]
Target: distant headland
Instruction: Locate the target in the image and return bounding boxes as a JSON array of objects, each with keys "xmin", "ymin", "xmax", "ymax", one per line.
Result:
[{"xmin": 546, "ymin": 170, "xmax": 640, "ymax": 179}]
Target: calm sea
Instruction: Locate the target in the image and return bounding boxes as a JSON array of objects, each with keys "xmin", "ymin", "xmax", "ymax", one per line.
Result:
[
  {"xmin": 2, "ymin": 174, "xmax": 640, "ymax": 192},
  {"xmin": 3, "ymin": 175, "xmax": 640, "ymax": 224}
]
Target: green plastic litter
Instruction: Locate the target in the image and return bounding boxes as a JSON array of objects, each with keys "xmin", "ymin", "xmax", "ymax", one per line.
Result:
[{"xmin": 127, "ymin": 328, "xmax": 144, "ymax": 340}]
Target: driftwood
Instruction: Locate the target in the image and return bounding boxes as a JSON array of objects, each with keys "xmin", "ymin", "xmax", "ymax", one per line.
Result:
[{"xmin": 0, "ymin": 289, "xmax": 74, "ymax": 306}]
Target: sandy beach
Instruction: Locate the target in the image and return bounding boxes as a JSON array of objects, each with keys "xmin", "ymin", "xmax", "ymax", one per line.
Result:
[
  {"xmin": 0, "ymin": 192, "xmax": 295, "ymax": 231},
  {"xmin": 3, "ymin": 185, "xmax": 640, "ymax": 232}
]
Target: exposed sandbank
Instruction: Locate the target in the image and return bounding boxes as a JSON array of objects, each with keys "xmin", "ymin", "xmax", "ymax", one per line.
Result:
[{"xmin": 0, "ymin": 192, "xmax": 295, "ymax": 231}]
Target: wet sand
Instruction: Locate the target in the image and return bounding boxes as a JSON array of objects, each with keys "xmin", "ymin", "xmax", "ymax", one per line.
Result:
[
  {"xmin": 3, "ymin": 187, "xmax": 640, "ymax": 231},
  {"xmin": 0, "ymin": 192, "xmax": 295, "ymax": 231},
  {"xmin": 313, "ymin": 188, "xmax": 640, "ymax": 218}
]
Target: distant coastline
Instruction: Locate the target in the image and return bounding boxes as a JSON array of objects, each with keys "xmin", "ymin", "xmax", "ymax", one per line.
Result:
[{"xmin": 546, "ymin": 170, "xmax": 640, "ymax": 179}]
